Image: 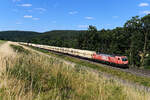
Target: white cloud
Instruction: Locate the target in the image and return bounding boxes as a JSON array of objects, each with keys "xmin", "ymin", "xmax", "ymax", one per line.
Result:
[
  {"xmin": 24, "ymin": 16, "xmax": 39, "ymax": 20},
  {"xmin": 112, "ymin": 16, "xmax": 119, "ymax": 19},
  {"xmin": 27, "ymin": 10, "xmax": 33, "ymax": 12},
  {"xmin": 16, "ymin": 22, "xmax": 22, "ymax": 25},
  {"xmin": 85, "ymin": 16, "xmax": 94, "ymax": 20},
  {"xmin": 24, "ymin": 15, "xmax": 33, "ymax": 18},
  {"xmin": 53, "ymin": 3, "xmax": 59, "ymax": 8},
  {"xmin": 32, "ymin": 18, "xmax": 40, "ymax": 20},
  {"xmin": 18, "ymin": 4, "xmax": 32, "ymax": 7},
  {"xmin": 139, "ymin": 3, "xmax": 149, "ymax": 7},
  {"xmin": 52, "ymin": 21, "xmax": 57, "ymax": 23},
  {"xmin": 69, "ymin": 11, "xmax": 78, "ymax": 15},
  {"xmin": 12, "ymin": 0, "xmax": 21, "ymax": 2},
  {"xmin": 141, "ymin": 10, "xmax": 150, "ymax": 14},
  {"xmin": 35, "ymin": 8, "xmax": 46, "ymax": 12},
  {"xmin": 78, "ymin": 25, "xmax": 89, "ymax": 28},
  {"xmin": 106, "ymin": 24, "xmax": 111, "ymax": 26},
  {"xmin": 12, "ymin": 9, "xmax": 19, "ymax": 12}
]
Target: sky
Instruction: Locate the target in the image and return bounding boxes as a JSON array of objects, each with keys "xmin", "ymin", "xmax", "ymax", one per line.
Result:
[{"xmin": 0, "ymin": 0, "xmax": 150, "ymax": 32}]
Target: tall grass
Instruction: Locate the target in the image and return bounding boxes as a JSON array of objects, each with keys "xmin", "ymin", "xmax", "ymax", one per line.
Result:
[
  {"xmin": 10, "ymin": 44, "xmax": 30, "ymax": 54},
  {"xmin": 29, "ymin": 46, "xmax": 150, "ymax": 87},
  {"xmin": 0, "ymin": 40, "xmax": 5, "ymax": 45},
  {"xmin": 0, "ymin": 44, "xmax": 150, "ymax": 100}
]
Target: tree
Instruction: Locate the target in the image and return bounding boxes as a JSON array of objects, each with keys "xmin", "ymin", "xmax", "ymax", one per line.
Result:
[
  {"xmin": 78, "ymin": 25, "xmax": 98, "ymax": 51},
  {"xmin": 124, "ymin": 16, "xmax": 143, "ymax": 67},
  {"xmin": 141, "ymin": 14, "xmax": 150, "ymax": 68}
]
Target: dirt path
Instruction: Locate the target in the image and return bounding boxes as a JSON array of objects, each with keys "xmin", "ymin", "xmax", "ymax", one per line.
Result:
[
  {"xmin": 0, "ymin": 41, "xmax": 17, "ymax": 76},
  {"xmin": 10, "ymin": 42, "xmax": 76, "ymax": 67},
  {"xmin": 0, "ymin": 41, "xmax": 15, "ymax": 57}
]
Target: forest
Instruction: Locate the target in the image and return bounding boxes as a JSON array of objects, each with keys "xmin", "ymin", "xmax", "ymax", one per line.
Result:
[
  {"xmin": 0, "ymin": 31, "xmax": 39, "ymax": 41},
  {"xmin": 0, "ymin": 14, "xmax": 150, "ymax": 68}
]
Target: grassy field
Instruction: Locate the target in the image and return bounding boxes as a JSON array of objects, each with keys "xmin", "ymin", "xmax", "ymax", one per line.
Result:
[
  {"xmin": 0, "ymin": 40, "xmax": 5, "ymax": 45},
  {"xmin": 28, "ymin": 46, "xmax": 150, "ymax": 88},
  {"xmin": 0, "ymin": 44, "xmax": 150, "ymax": 100}
]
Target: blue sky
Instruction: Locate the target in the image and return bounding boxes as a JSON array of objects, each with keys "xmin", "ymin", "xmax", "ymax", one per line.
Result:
[{"xmin": 0, "ymin": 0, "xmax": 150, "ymax": 32}]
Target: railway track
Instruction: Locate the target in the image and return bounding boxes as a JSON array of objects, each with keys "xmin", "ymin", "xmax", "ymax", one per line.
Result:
[
  {"xmin": 22, "ymin": 45, "xmax": 150, "ymax": 92},
  {"xmin": 34, "ymin": 46, "xmax": 150, "ymax": 79}
]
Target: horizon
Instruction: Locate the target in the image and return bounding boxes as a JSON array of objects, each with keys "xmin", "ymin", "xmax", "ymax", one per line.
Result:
[
  {"xmin": 0, "ymin": 0, "xmax": 150, "ymax": 32},
  {"xmin": 0, "ymin": 27, "xmax": 124, "ymax": 33},
  {"xmin": 0, "ymin": 29, "xmax": 88, "ymax": 33}
]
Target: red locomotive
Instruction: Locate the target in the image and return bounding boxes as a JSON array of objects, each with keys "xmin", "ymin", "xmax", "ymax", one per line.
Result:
[{"xmin": 93, "ymin": 53, "xmax": 128, "ymax": 66}]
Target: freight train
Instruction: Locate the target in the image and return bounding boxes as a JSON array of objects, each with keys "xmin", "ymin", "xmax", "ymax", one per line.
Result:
[{"xmin": 19, "ymin": 42, "xmax": 128, "ymax": 67}]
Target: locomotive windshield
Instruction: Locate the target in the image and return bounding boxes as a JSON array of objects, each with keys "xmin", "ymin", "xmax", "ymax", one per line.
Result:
[{"xmin": 122, "ymin": 58, "xmax": 127, "ymax": 61}]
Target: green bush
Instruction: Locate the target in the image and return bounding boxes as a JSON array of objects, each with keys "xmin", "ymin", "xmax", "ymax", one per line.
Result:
[
  {"xmin": 144, "ymin": 55, "xmax": 150, "ymax": 69},
  {"xmin": 10, "ymin": 44, "xmax": 29, "ymax": 54}
]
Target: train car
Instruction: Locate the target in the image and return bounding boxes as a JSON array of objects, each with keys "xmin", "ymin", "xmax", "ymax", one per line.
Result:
[
  {"xmin": 77, "ymin": 50, "xmax": 96, "ymax": 59},
  {"xmin": 92, "ymin": 53, "xmax": 128, "ymax": 66},
  {"xmin": 19, "ymin": 42, "xmax": 128, "ymax": 67}
]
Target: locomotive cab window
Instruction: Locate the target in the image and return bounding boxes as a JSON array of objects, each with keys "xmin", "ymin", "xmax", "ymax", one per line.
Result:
[{"xmin": 122, "ymin": 58, "xmax": 127, "ymax": 61}]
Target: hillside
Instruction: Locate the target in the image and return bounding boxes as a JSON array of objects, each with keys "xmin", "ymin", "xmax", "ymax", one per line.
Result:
[
  {"xmin": 31, "ymin": 30, "xmax": 86, "ymax": 48},
  {"xmin": 0, "ymin": 31, "xmax": 40, "ymax": 42},
  {"xmin": 0, "ymin": 30, "xmax": 86, "ymax": 48},
  {"xmin": 0, "ymin": 42, "xmax": 150, "ymax": 100}
]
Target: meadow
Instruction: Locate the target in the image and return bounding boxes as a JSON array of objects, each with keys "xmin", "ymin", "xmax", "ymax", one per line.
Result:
[
  {"xmin": 0, "ymin": 43, "xmax": 150, "ymax": 100},
  {"xmin": 0, "ymin": 40, "xmax": 5, "ymax": 45},
  {"xmin": 29, "ymin": 46, "xmax": 150, "ymax": 88}
]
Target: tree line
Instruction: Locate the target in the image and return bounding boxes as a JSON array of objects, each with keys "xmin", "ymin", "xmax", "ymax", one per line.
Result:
[
  {"xmin": 0, "ymin": 15, "xmax": 150, "ymax": 68},
  {"xmin": 77, "ymin": 15, "xmax": 150, "ymax": 68}
]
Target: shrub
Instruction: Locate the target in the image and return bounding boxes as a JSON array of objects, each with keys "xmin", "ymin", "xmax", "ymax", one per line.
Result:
[{"xmin": 10, "ymin": 44, "xmax": 29, "ymax": 54}]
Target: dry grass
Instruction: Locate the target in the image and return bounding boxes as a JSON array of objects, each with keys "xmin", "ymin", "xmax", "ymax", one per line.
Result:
[
  {"xmin": 30, "ymin": 46, "xmax": 150, "ymax": 87},
  {"xmin": 0, "ymin": 40, "xmax": 5, "ymax": 45},
  {"xmin": 0, "ymin": 43, "xmax": 150, "ymax": 100},
  {"xmin": 0, "ymin": 42, "xmax": 33, "ymax": 100}
]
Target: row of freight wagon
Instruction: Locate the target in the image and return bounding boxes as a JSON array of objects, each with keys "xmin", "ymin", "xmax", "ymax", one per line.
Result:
[
  {"xmin": 20, "ymin": 42, "xmax": 96, "ymax": 59},
  {"xmin": 19, "ymin": 42, "xmax": 128, "ymax": 66}
]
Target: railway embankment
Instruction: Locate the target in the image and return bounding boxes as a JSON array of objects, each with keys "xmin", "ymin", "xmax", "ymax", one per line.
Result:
[
  {"xmin": 0, "ymin": 42, "xmax": 150, "ymax": 100},
  {"xmin": 26, "ymin": 45, "xmax": 150, "ymax": 89}
]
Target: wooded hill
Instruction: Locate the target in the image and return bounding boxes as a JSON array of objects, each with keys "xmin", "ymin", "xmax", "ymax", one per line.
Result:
[
  {"xmin": 31, "ymin": 30, "xmax": 86, "ymax": 48},
  {"xmin": 0, "ymin": 30, "xmax": 85, "ymax": 48},
  {"xmin": 0, "ymin": 31, "xmax": 39, "ymax": 41},
  {"xmin": 0, "ymin": 14, "xmax": 150, "ymax": 68}
]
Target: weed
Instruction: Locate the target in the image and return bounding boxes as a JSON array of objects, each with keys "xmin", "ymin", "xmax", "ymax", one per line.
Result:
[
  {"xmin": 10, "ymin": 44, "xmax": 29, "ymax": 54},
  {"xmin": 1, "ymin": 44, "xmax": 150, "ymax": 100},
  {"xmin": 27, "ymin": 46, "xmax": 150, "ymax": 88}
]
